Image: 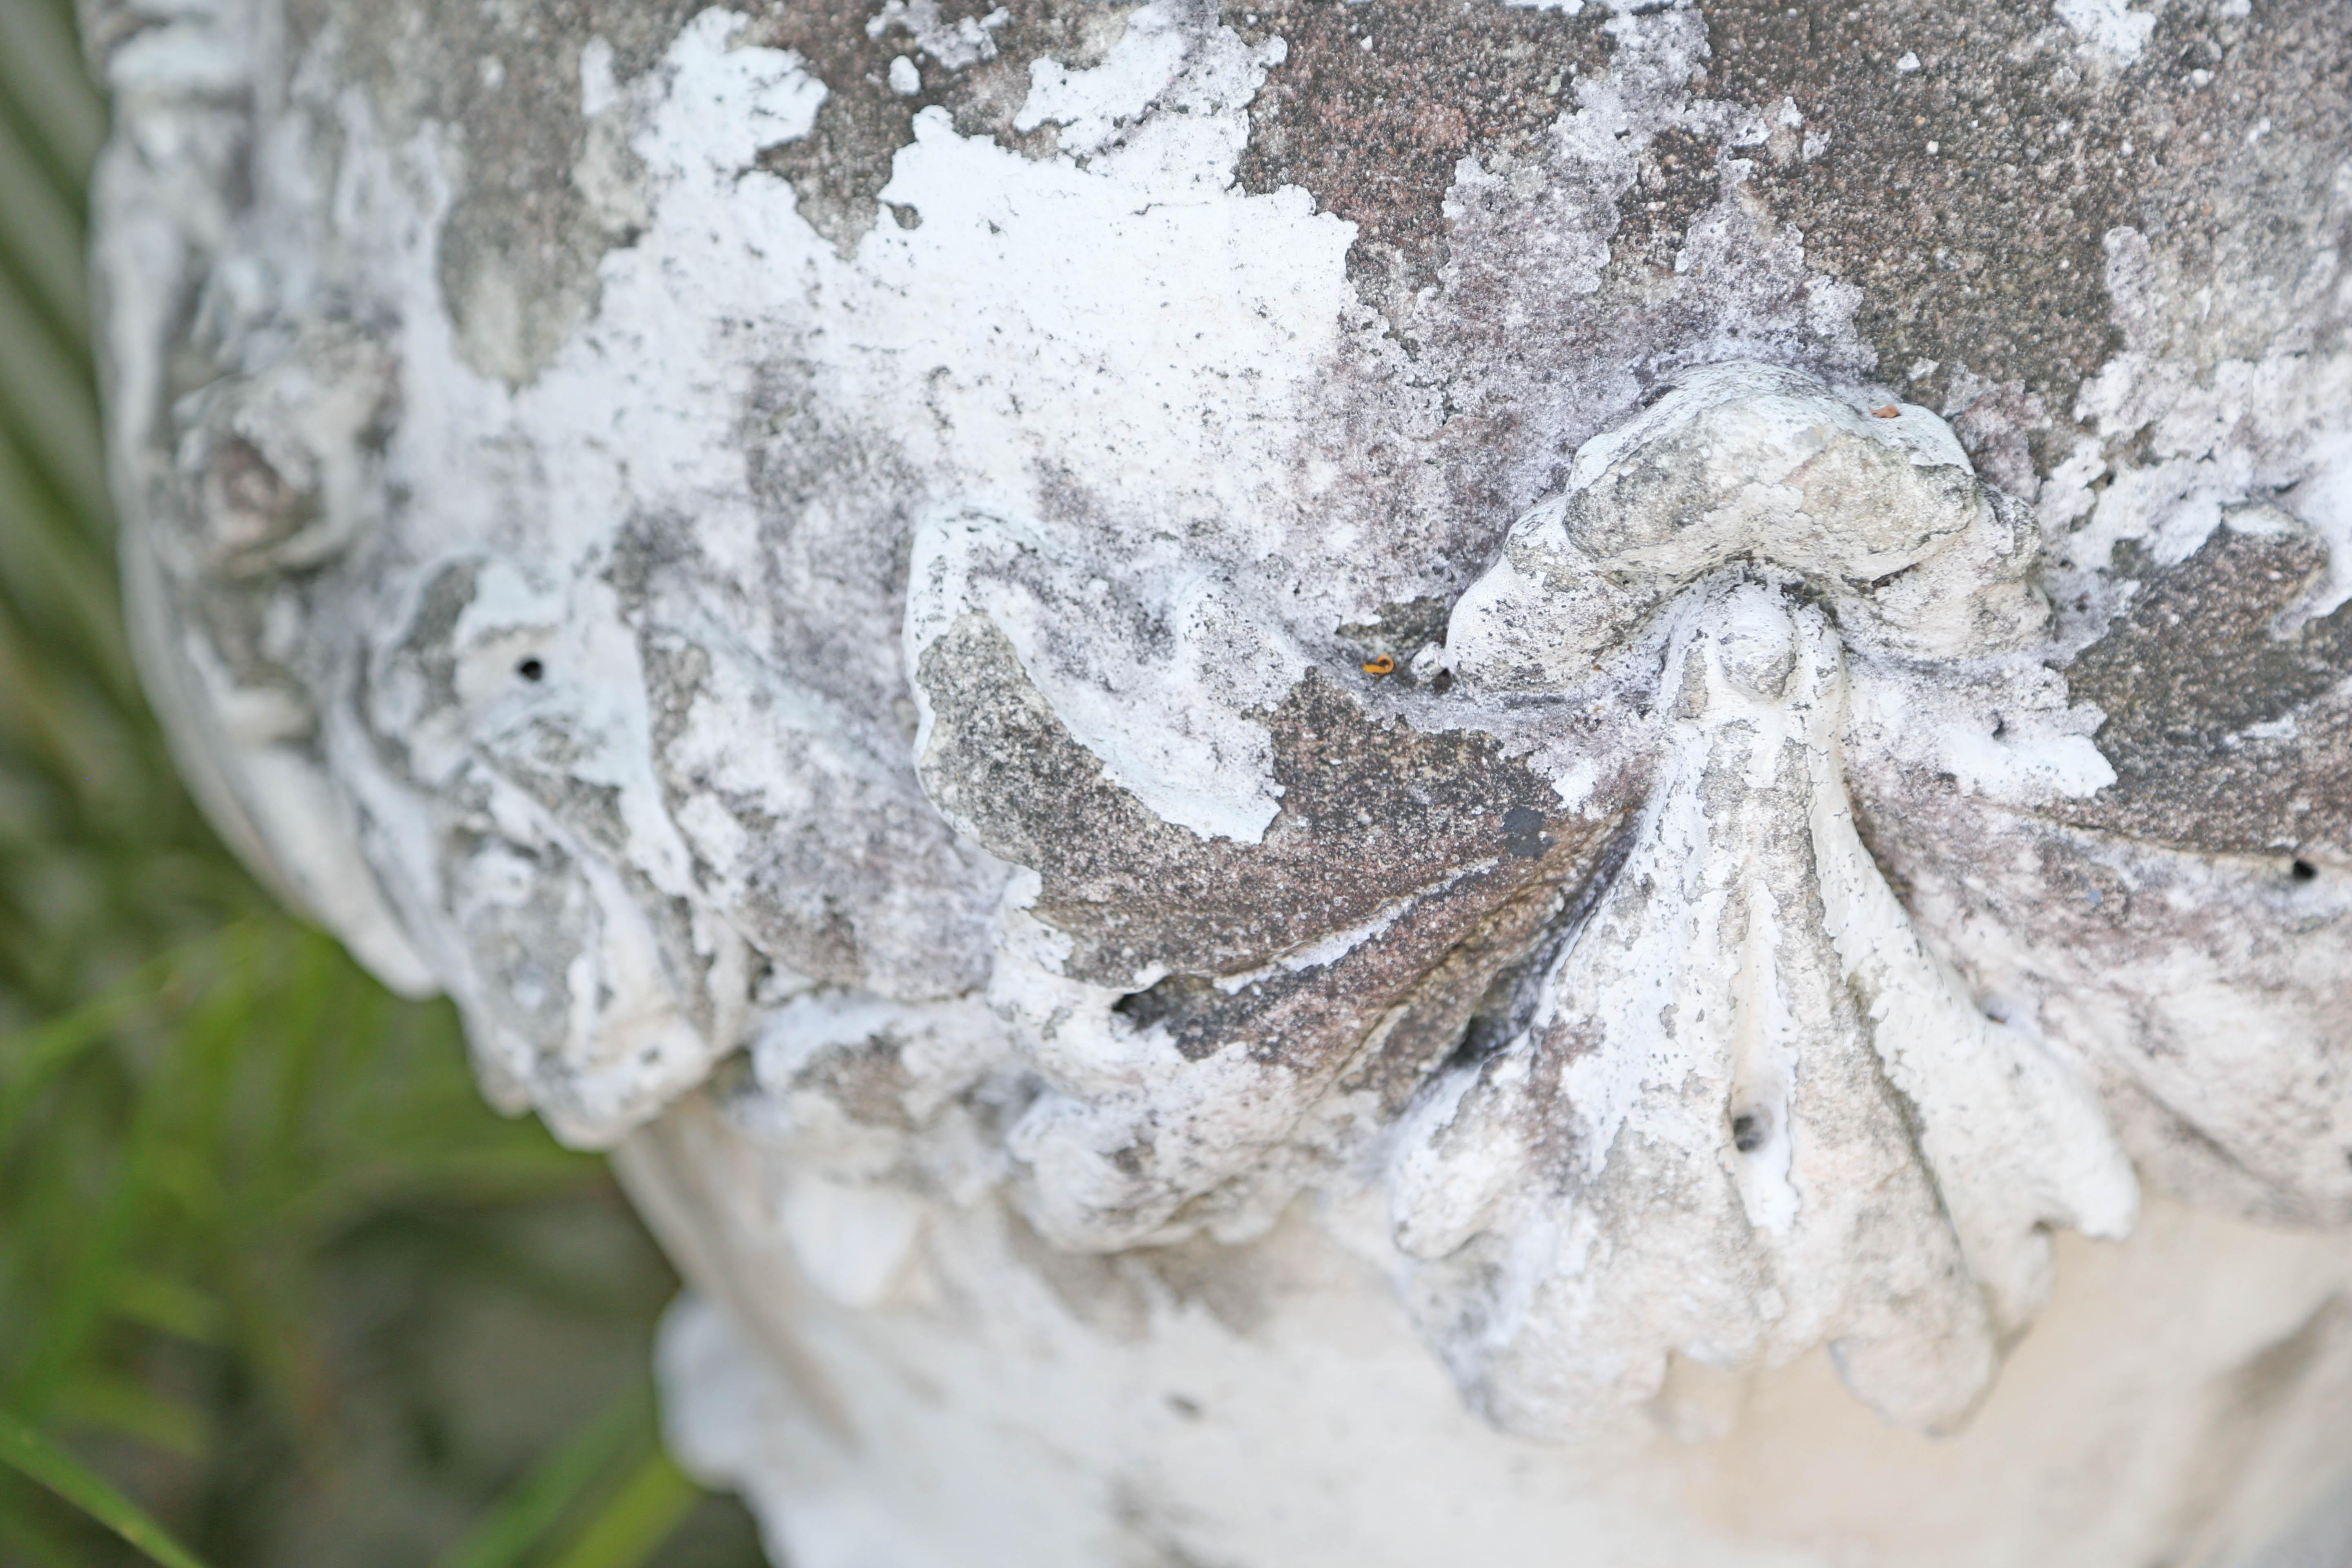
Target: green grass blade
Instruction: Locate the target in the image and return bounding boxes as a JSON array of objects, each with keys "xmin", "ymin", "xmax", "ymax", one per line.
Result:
[
  {"xmin": 544, "ymin": 1448, "xmax": 702, "ymax": 1568},
  {"xmin": 0, "ymin": 267, "xmax": 107, "ymax": 532},
  {"xmin": 106, "ymin": 1269, "xmax": 226, "ymax": 1345},
  {"xmin": 0, "ymin": 109, "xmax": 88, "ymax": 336},
  {"xmin": 0, "ymin": 925, "xmax": 238, "ymax": 1148},
  {"xmin": 0, "ymin": 969, "xmax": 155, "ymax": 1147},
  {"xmin": 0, "ymin": 423, "xmax": 132, "ymax": 694},
  {"xmin": 51, "ymin": 1370, "xmax": 209, "ymax": 1458},
  {"xmin": 0, "ymin": 0, "xmax": 105, "ymax": 184},
  {"xmin": 0, "ymin": 1489, "xmax": 89, "ymax": 1568},
  {"xmin": 0, "ymin": 1406, "xmax": 209, "ymax": 1568},
  {"xmin": 434, "ymin": 1380, "xmax": 654, "ymax": 1568},
  {"xmin": 3, "ymin": 938, "xmax": 257, "ymax": 1417}
]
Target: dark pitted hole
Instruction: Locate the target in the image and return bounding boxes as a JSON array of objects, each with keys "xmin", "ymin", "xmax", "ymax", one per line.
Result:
[
  {"xmin": 516, "ymin": 656, "xmax": 546, "ymax": 683},
  {"xmin": 1731, "ymin": 1111, "xmax": 1768, "ymax": 1154},
  {"xmin": 1112, "ymin": 975, "xmax": 1223, "ymax": 1058},
  {"xmin": 1165, "ymin": 1394, "xmax": 1203, "ymax": 1420},
  {"xmin": 2292, "ymin": 859, "xmax": 2318, "ymax": 882}
]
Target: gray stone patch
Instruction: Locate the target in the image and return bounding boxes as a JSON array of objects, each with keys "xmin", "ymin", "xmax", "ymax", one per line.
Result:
[
  {"xmin": 784, "ymin": 1032, "xmax": 921, "ymax": 1129},
  {"xmin": 2056, "ymin": 508, "xmax": 2352, "ymax": 862},
  {"xmin": 1234, "ymin": 0, "xmax": 2346, "ymax": 539},
  {"xmin": 1227, "ymin": 0, "xmax": 1612, "ymax": 292},
  {"xmin": 748, "ymin": 0, "xmax": 1143, "ymax": 252},
  {"xmin": 915, "ymin": 614, "xmax": 1631, "ymax": 986},
  {"xmin": 1601, "ymin": 125, "xmax": 1723, "ymax": 288},
  {"xmin": 287, "ymin": 0, "xmax": 706, "ymax": 384},
  {"xmin": 1704, "ymin": 0, "xmax": 2352, "ymax": 452},
  {"xmin": 1265, "ymin": 8, "xmax": 1882, "ymax": 643}
]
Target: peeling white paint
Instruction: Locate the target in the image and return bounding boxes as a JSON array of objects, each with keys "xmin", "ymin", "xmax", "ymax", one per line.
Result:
[
  {"xmin": 90, "ymin": 0, "xmax": 2352, "ymax": 1561},
  {"xmin": 2288, "ymin": 432, "xmax": 2352, "ymax": 618}
]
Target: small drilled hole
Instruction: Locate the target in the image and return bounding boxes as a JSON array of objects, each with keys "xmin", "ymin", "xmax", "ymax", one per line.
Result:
[
  {"xmin": 2292, "ymin": 859, "xmax": 2318, "ymax": 882},
  {"xmin": 1731, "ymin": 1112, "xmax": 1767, "ymax": 1154},
  {"xmin": 516, "ymin": 656, "xmax": 546, "ymax": 682}
]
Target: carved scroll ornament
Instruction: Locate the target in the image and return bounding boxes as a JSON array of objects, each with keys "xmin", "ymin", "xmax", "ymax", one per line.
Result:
[{"xmin": 898, "ymin": 363, "xmax": 2183, "ymax": 1436}]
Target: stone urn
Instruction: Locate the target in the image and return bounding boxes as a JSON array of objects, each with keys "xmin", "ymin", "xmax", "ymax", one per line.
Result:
[{"xmin": 88, "ymin": 0, "xmax": 2352, "ymax": 1560}]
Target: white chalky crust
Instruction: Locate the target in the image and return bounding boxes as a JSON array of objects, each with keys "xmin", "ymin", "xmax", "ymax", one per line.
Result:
[{"xmin": 86, "ymin": 0, "xmax": 2352, "ymax": 1561}]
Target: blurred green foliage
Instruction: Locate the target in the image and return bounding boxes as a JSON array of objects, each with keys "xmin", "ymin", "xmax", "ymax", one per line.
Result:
[{"xmin": 0, "ymin": 1, "xmax": 762, "ymax": 1562}]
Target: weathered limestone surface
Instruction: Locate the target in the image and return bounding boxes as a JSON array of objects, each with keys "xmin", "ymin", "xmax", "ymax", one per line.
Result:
[{"xmin": 86, "ymin": 0, "xmax": 2352, "ymax": 1561}]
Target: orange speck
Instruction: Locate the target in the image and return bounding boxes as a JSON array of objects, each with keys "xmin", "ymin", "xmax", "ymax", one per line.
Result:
[
  {"xmin": 1362, "ymin": 654, "xmax": 1397, "ymax": 676},
  {"xmin": 1871, "ymin": 403, "xmax": 1902, "ymax": 419}
]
